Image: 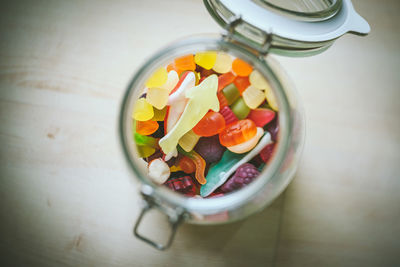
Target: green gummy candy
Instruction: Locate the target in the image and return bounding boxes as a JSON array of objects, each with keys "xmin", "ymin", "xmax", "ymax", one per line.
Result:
[
  {"xmin": 222, "ymin": 83, "xmax": 240, "ymax": 105},
  {"xmin": 231, "ymin": 98, "xmax": 250, "ymax": 120},
  {"xmin": 134, "ymin": 132, "xmax": 157, "ymax": 148}
]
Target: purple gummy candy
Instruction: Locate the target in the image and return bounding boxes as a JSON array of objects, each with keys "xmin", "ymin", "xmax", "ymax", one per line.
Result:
[
  {"xmin": 265, "ymin": 115, "xmax": 279, "ymax": 142},
  {"xmin": 221, "ymin": 163, "xmax": 260, "ymax": 193},
  {"xmin": 194, "ymin": 135, "xmax": 225, "ymax": 163}
]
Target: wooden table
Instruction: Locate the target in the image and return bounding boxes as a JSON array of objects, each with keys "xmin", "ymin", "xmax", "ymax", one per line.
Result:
[{"xmin": 1, "ymin": 0, "xmax": 399, "ymax": 266}]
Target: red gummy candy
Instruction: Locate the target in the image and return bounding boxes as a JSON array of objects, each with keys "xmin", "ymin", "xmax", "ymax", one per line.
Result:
[
  {"xmin": 260, "ymin": 143, "xmax": 275, "ymax": 163},
  {"xmin": 165, "ymin": 176, "xmax": 196, "ymax": 196},
  {"xmin": 248, "ymin": 108, "xmax": 275, "ymax": 127},
  {"xmin": 218, "ymin": 72, "xmax": 236, "ymax": 92},
  {"xmin": 233, "ymin": 76, "xmax": 250, "ymax": 94},
  {"xmin": 219, "ymin": 119, "xmax": 257, "ymax": 147},
  {"xmin": 217, "ymin": 92, "xmax": 229, "ymax": 108},
  {"xmin": 193, "ymin": 111, "xmax": 226, "ymax": 137},
  {"xmin": 219, "ymin": 106, "xmax": 238, "ymax": 125}
]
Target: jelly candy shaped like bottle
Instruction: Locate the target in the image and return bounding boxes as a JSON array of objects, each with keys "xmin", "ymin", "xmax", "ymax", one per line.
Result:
[
  {"xmin": 161, "ymin": 70, "xmax": 179, "ymax": 93},
  {"xmin": 218, "ymin": 72, "xmax": 236, "ymax": 91},
  {"xmin": 220, "ymin": 163, "xmax": 260, "ymax": 193},
  {"xmin": 233, "ymin": 76, "xmax": 250, "ymax": 94},
  {"xmin": 136, "ymin": 120, "xmax": 159, "ymax": 135},
  {"xmin": 200, "ymin": 131, "xmax": 272, "ymax": 197},
  {"xmin": 213, "ymin": 52, "xmax": 233, "ymax": 74},
  {"xmin": 178, "ymin": 147, "xmax": 207, "ymax": 184},
  {"xmin": 174, "ymin": 54, "xmax": 196, "ymax": 72},
  {"xmin": 194, "ymin": 135, "xmax": 225, "ymax": 163},
  {"xmin": 165, "ymin": 72, "xmax": 195, "ymax": 134},
  {"xmin": 194, "ymin": 52, "xmax": 217, "ymax": 70},
  {"xmin": 265, "ymin": 85, "xmax": 278, "ymax": 111},
  {"xmin": 219, "ymin": 119, "xmax": 257, "ymax": 147},
  {"xmin": 242, "ymin": 85, "xmax": 265, "ymax": 109},
  {"xmin": 249, "ymin": 70, "xmax": 269, "ymax": 90},
  {"xmin": 159, "ymin": 75, "xmax": 219, "ymax": 154},
  {"xmin": 227, "ymin": 127, "xmax": 264, "ymax": 154},
  {"xmin": 248, "ymin": 108, "xmax": 275, "ymax": 127},
  {"xmin": 219, "ymin": 106, "xmax": 238, "ymax": 125},
  {"xmin": 230, "ymin": 97, "xmax": 250, "ymax": 120},
  {"xmin": 178, "ymin": 130, "xmax": 200, "ymax": 152},
  {"xmin": 132, "ymin": 98, "xmax": 154, "ymax": 121},
  {"xmin": 193, "ymin": 111, "xmax": 226, "ymax": 137},
  {"xmin": 222, "ymin": 83, "xmax": 240, "ymax": 105},
  {"xmin": 145, "ymin": 67, "xmax": 168, "ymax": 88},
  {"xmin": 146, "ymin": 87, "xmax": 169, "ymax": 109},
  {"xmin": 232, "ymin": 58, "xmax": 253, "ymax": 76}
]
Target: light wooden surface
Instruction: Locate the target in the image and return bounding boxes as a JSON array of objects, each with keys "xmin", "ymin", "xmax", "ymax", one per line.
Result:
[{"xmin": 0, "ymin": 0, "xmax": 399, "ymax": 266}]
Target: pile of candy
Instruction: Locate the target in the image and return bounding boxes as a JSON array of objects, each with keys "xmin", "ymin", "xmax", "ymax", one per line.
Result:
[{"xmin": 132, "ymin": 52, "xmax": 279, "ymax": 197}]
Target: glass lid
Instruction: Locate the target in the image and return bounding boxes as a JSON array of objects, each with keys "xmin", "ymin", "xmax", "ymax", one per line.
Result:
[{"xmin": 204, "ymin": 0, "xmax": 370, "ymax": 56}]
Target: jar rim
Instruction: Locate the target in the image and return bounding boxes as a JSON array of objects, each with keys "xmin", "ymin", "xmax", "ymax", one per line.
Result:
[{"xmin": 119, "ymin": 35, "xmax": 293, "ymax": 214}]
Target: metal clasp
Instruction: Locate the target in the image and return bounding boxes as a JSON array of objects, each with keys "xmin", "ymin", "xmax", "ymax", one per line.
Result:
[
  {"xmin": 133, "ymin": 186, "xmax": 186, "ymax": 250},
  {"xmin": 222, "ymin": 15, "xmax": 272, "ymax": 58}
]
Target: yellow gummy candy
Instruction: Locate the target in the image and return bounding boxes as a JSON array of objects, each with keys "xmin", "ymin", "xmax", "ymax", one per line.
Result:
[
  {"xmin": 265, "ymin": 85, "xmax": 278, "ymax": 111},
  {"xmin": 146, "ymin": 87, "xmax": 169, "ymax": 109},
  {"xmin": 178, "ymin": 130, "xmax": 201, "ymax": 152},
  {"xmin": 145, "ymin": 67, "xmax": 168, "ymax": 88},
  {"xmin": 194, "ymin": 52, "xmax": 217, "ymax": 70},
  {"xmin": 133, "ymin": 98, "xmax": 154, "ymax": 121},
  {"xmin": 242, "ymin": 85, "xmax": 265, "ymax": 109},
  {"xmin": 152, "ymin": 107, "xmax": 167, "ymax": 121},
  {"xmin": 159, "ymin": 75, "xmax": 219, "ymax": 154},
  {"xmin": 212, "ymin": 52, "xmax": 232, "ymax": 73},
  {"xmin": 249, "ymin": 70, "xmax": 270, "ymax": 89},
  {"xmin": 160, "ymin": 70, "xmax": 179, "ymax": 93}
]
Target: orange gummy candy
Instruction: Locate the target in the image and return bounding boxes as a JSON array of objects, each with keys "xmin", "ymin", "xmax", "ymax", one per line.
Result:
[
  {"xmin": 178, "ymin": 156, "xmax": 196, "ymax": 174},
  {"xmin": 232, "ymin": 59, "xmax": 253, "ymax": 77},
  {"xmin": 193, "ymin": 111, "xmax": 226, "ymax": 137},
  {"xmin": 219, "ymin": 119, "xmax": 257, "ymax": 147},
  {"xmin": 217, "ymin": 92, "xmax": 229, "ymax": 109},
  {"xmin": 233, "ymin": 76, "xmax": 250, "ymax": 94},
  {"xmin": 218, "ymin": 72, "xmax": 236, "ymax": 92},
  {"xmin": 136, "ymin": 120, "xmax": 159, "ymax": 135},
  {"xmin": 174, "ymin": 54, "xmax": 196, "ymax": 72}
]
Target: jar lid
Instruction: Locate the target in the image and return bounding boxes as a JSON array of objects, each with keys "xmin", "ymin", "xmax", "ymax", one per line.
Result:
[{"xmin": 204, "ymin": 0, "xmax": 370, "ymax": 56}]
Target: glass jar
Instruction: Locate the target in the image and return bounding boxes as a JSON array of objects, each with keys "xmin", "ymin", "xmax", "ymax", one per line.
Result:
[{"xmin": 119, "ymin": 0, "xmax": 369, "ymax": 250}]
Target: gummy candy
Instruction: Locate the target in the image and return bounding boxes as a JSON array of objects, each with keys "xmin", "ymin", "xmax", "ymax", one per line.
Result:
[
  {"xmin": 265, "ymin": 85, "xmax": 278, "ymax": 111},
  {"xmin": 265, "ymin": 116, "xmax": 279, "ymax": 142},
  {"xmin": 217, "ymin": 92, "xmax": 229, "ymax": 109},
  {"xmin": 148, "ymin": 158, "xmax": 170, "ymax": 184},
  {"xmin": 161, "ymin": 70, "xmax": 179, "ymax": 93},
  {"xmin": 137, "ymin": 145, "xmax": 156, "ymax": 158},
  {"xmin": 178, "ymin": 130, "xmax": 200, "ymax": 152},
  {"xmin": 233, "ymin": 76, "xmax": 250, "ymax": 94},
  {"xmin": 178, "ymin": 147, "xmax": 207, "ymax": 184},
  {"xmin": 195, "ymin": 52, "xmax": 217, "ymax": 70},
  {"xmin": 134, "ymin": 132, "xmax": 158, "ymax": 148},
  {"xmin": 232, "ymin": 58, "xmax": 252, "ymax": 76},
  {"xmin": 230, "ymin": 98, "xmax": 250, "ymax": 120},
  {"xmin": 165, "ymin": 176, "xmax": 196, "ymax": 196},
  {"xmin": 200, "ymin": 132, "xmax": 272, "ymax": 197},
  {"xmin": 260, "ymin": 143, "xmax": 275, "ymax": 163},
  {"xmin": 136, "ymin": 120, "xmax": 159, "ymax": 135},
  {"xmin": 222, "ymin": 83, "xmax": 240, "ymax": 105},
  {"xmin": 227, "ymin": 127, "xmax": 264, "ymax": 154},
  {"xmin": 152, "ymin": 107, "xmax": 167, "ymax": 121},
  {"xmin": 193, "ymin": 111, "xmax": 226, "ymax": 137},
  {"xmin": 145, "ymin": 67, "xmax": 168, "ymax": 88},
  {"xmin": 159, "ymin": 75, "xmax": 219, "ymax": 154},
  {"xmin": 146, "ymin": 87, "xmax": 169, "ymax": 109},
  {"xmin": 248, "ymin": 108, "xmax": 275, "ymax": 127},
  {"xmin": 170, "ymin": 165, "xmax": 183, "ymax": 172},
  {"xmin": 213, "ymin": 52, "xmax": 233, "ymax": 74},
  {"xmin": 219, "ymin": 106, "xmax": 238, "ymax": 125},
  {"xmin": 174, "ymin": 54, "xmax": 196, "ymax": 72},
  {"xmin": 199, "ymin": 68, "xmax": 217, "ymax": 78},
  {"xmin": 132, "ymin": 98, "xmax": 154, "ymax": 121},
  {"xmin": 165, "ymin": 72, "xmax": 195, "ymax": 133},
  {"xmin": 219, "ymin": 119, "xmax": 257, "ymax": 147},
  {"xmin": 220, "ymin": 163, "xmax": 260, "ymax": 193},
  {"xmin": 249, "ymin": 70, "xmax": 269, "ymax": 90},
  {"xmin": 218, "ymin": 72, "xmax": 236, "ymax": 91},
  {"xmin": 178, "ymin": 156, "xmax": 196, "ymax": 174},
  {"xmin": 242, "ymin": 85, "xmax": 265, "ymax": 109},
  {"xmin": 194, "ymin": 135, "xmax": 225, "ymax": 163}
]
